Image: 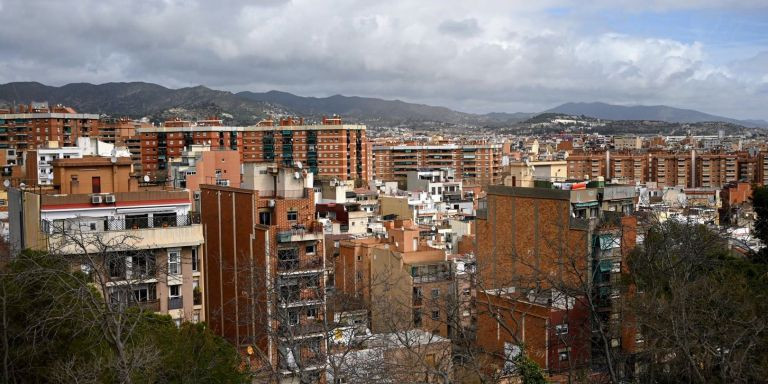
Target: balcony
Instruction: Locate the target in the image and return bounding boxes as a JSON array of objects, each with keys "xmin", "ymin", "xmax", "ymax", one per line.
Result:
[
  {"xmin": 277, "ymin": 225, "xmax": 323, "ymax": 243},
  {"xmin": 277, "ymin": 256, "xmax": 323, "ymax": 273},
  {"xmin": 168, "ymin": 296, "xmax": 183, "ymax": 310},
  {"xmin": 43, "ymin": 213, "xmax": 204, "ymax": 253},
  {"xmin": 138, "ymin": 299, "xmax": 161, "ymax": 312}
]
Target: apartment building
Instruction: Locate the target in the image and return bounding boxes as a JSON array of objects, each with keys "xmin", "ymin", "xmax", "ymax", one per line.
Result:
[
  {"xmin": 0, "ymin": 102, "xmax": 100, "ymax": 163},
  {"xmin": 200, "ymin": 163, "xmax": 326, "ymax": 381},
  {"xmin": 372, "ymin": 142, "xmax": 503, "ymax": 185},
  {"xmin": 568, "ymin": 150, "xmax": 755, "ymax": 188},
  {"xmin": 26, "ymin": 138, "xmax": 131, "ymax": 186},
  {"xmin": 474, "ymin": 185, "xmax": 637, "ymax": 375},
  {"xmin": 138, "ymin": 117, "xmax": 370, "ymax": 183},
  {"xmin": 8, "ymin": 156, "xmax": 204, "ymax": 325}
]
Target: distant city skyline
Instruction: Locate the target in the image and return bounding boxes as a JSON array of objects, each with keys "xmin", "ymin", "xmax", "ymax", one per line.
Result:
[{"xmin": 0, "ymin": 0, "xmax": 766, "ymax": 119}]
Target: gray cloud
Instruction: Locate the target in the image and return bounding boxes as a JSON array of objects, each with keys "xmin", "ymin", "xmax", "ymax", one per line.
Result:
[
  {"xmin": 0, "ymin": 0, "xmax": 765, "ymax": 119},
  {"xmin": 438, "ymin": 18, "xmax": 482, "ymax": 37}
]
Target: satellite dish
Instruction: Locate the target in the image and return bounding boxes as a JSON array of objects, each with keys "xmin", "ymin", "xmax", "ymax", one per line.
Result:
[
  {"xmin": 143, "ymin": 175, "xmax": 150, "ymax": 183},
  {"xmin": 110, "ymin": 148, "xmax": 117, "ymax": 163},
  {"xmin": 295, "ymin": 161, "xmax": 303, "ymax": 169},
  {"xmin": 19, "ymin": 182, "xmax": 26, "ymax": 189},
  {"xmin": 268, "ymin": 199, "xmax": 276, "ymax": 208},
  {"xmin": 2, "ymin": 180, "xmax": 9, "ymax": 188},
  {"xmin": 294, "ymin": 171, "xmax": 301, "ymax": 180}
]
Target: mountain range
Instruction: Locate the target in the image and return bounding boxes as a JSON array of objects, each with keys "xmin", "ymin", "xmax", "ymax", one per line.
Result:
[{"xmin": 0, "ymin": 82, "xmax": 764, "ymax": 128}]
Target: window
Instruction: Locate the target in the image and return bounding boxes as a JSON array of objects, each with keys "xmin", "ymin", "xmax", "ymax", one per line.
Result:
[
  {"xmin": 431, "ymin": 310, "xmax": 440, "ymax": 320},
  {"xmin": 413, "ymin": 309, "xmax": 422, "ymax": 326},
  {"xmin": 558, "ymin": 348, "xmax": 570, "ymax": 361},
  {"xmin": 91, "ymin": 176, "xmax": 101, "ymax": 193},
  {"xmin": 287, "ymin": 211, "xmax": 298, "ymax": 221},
  {"xmin": 555, "ymin": 323, "xmax": 569, "ymax": 335},
  {"xmin": 431, "ymin": 288, "xmax": 440, "ymax": 299},
  {"xmin": 288, "ymin": 310, "xmax": 299, "ymax": 325},
  {"xmin": 169, "ymin": 284, "xmax": 181, "ymax": 297},
  {"xmin": 191, "ymin": 248, "xmax": 199, "ymax": 272},
  {"xmin": 168, "ymin": 249, "xmax": 180, "ymax": 275},
  {"xmin": 305, "ymin": 244, "xmax": 316, "ymax": 254},
  {"xmin": 306, "ymin": 307, "xmax": 317, "ymax": 319},
  {"xmin": 258, "ymin": 210, "xmax": 271, "ymax": 225}
]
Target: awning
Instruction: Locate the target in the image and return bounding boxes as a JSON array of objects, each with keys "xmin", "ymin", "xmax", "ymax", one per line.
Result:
[
  {"xmin": 573, "ymin": 201, "xmax": 599, "ymax": 208},
  {"xmin": 598, "ymin": 234, "xmax": 621, "ymax": 250},
  {"xmin": 598, "ymin": 259, "xmax": 612, "ymax": 272}
]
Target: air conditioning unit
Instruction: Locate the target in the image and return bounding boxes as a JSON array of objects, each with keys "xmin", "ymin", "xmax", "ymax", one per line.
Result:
[
  {"xmin": 91, "ymin": 195, "xmax": 103, "ymax": 204},
  {"xmin": 104, "ymin": 195, "xmax": 116, "ymax": 204}
]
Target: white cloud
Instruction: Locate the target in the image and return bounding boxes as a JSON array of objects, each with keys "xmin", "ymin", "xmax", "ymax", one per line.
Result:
[{"xmin": 0, "ymin": 0, "xmax": 765, "ymax": 118}]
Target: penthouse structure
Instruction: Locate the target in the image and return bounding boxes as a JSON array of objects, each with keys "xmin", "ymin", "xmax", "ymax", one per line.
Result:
[
  {"xmin": 200, "ymin": 163, "xmax": 327, "ymax": 381},
  {"xmin": 8, "ymin": 156, "xmax": 204, "ymax": 325},
  {"xmin": 372, "ymin": 141, "xmax": 503, "ymax": 185},
  {"xmin": 138, "ymin": 117, "xmax": 370, "ymax": 184}
]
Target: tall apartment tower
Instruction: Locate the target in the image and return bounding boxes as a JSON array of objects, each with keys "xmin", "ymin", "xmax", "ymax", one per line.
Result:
[{"xmin": 200, "ymin": 163, "xmax": 327, "ymax": 381}]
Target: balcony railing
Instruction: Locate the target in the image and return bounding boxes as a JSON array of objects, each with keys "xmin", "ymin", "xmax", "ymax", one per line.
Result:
[
  {"xmin": 168, "ymin": 296, "xmax": 183, "ymax": 310},
  {"xmin": 138, "ymin": 299, "xmax": 161, "ymax": 312},
  {"xmin": 413, "ymin": 273, "xmax": 451, "ymax": 284},
  {"xmin": 43, "ymin": 213, "xmax": 201, "ymax": 234},
  {"xmin": 277, "ymin": 257, "xmax": 323, "ymax": 272},
  {"xmin": 277, "ymin": 224, "xmax": 323, "ymax": 243}
]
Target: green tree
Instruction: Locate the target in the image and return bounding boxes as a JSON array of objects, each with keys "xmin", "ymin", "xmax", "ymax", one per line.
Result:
[
  {"xmin": 627, "ymin": 220, "xmax": 768, "ymax": 383},
  {"xmin": 0, "ymin": 250, "xmax": 247, "ymax": 384},
  {"xmin": 514, "ymin": 353, "xmax": 548, "ymax": 384}
]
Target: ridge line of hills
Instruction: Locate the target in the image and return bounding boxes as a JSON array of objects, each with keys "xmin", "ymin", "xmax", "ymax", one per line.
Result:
[{"xmin": 0, "ymin": 81, "xmax": 764, "ymax": 128}]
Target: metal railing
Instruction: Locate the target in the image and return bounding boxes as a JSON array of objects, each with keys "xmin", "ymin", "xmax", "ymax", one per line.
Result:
[
  {"xmin": 413, "ymin": 272, "xmax": 451, "ymax": 284},
  {"xmin": 277, "ymin": 224, "xmax": 323, "ymax": 242},
  {"xmin": 168, "ymin": 296, "xmax": 183, "ymax": 310},
  {"xmin": 43, "ymin": 213, "xmax": 200, "ymax": 234},
  {"xmin": 277, "ymin": 257, "xmax": 323, "ymax": 272}
]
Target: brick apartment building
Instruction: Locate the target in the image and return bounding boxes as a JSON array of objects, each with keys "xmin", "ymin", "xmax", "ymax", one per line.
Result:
[
  {"xmin": 331, "ymin": 220, "xmax": 457, "ymax": 339},
  {"xmin": 372, "ymin": 142, "xmax": 503, "ymax": 186},
  {"xmin": 138, "ymin": 116, "xmax": 370, "ymax": 184},
  {"xmin": 567, "ymin": 150, "xmax": 768, "ymax": 188},
  {"xmin": 474, "ymin": 184, "xmax": 637, "ymax": 376},
  {"xmin": 200, "ymin": 163, "xmax": 326, "ymax": 381}
]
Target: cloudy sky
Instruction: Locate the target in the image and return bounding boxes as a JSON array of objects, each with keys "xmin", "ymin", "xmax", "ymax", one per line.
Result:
[{"xmin": 1, "ymin": 0, "xmax": 767, "ymax": 119}]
